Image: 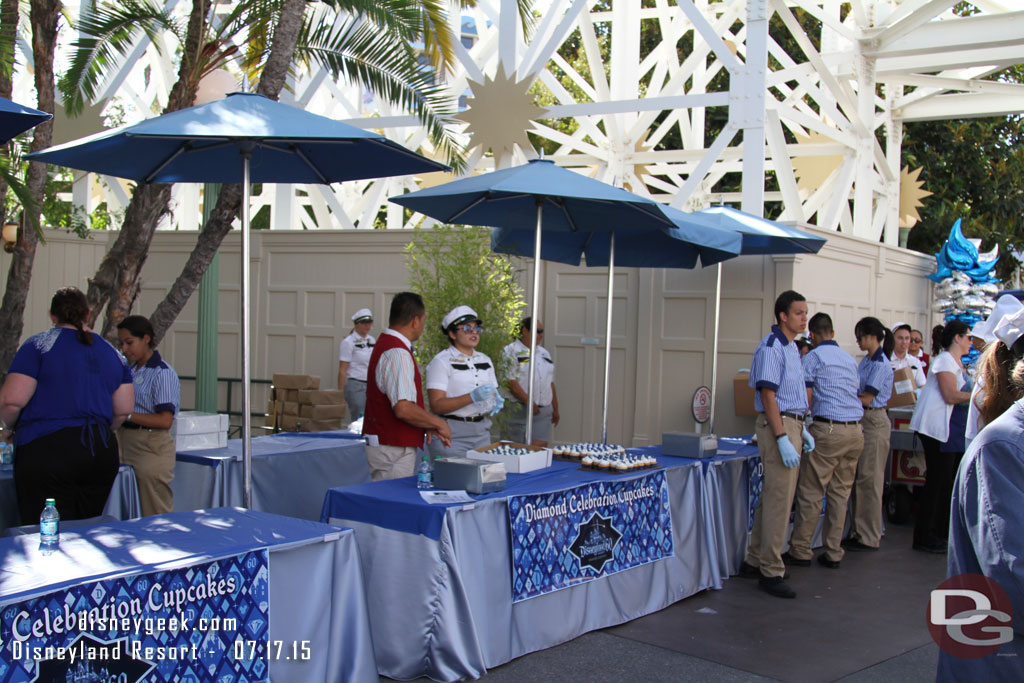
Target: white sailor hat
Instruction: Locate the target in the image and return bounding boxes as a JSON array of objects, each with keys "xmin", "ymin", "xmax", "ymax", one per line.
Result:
[
  {"xmin": 971, "ymin": 295, "xmax": 1023, "ymax": 343},
  {"xmin": 441, "ymin": 305, "xmax": 481, "ymax": 332},
  {"xmin": 993, "ymin": 306, "xmax": 1024, "ymax": 350},
  {"xmin": 351, "ymin": 308, "xmax": 374, "ymax": 323},
  {"xmin": 891, "ymin": 321, "xmax": 910, "ymax": 332}
]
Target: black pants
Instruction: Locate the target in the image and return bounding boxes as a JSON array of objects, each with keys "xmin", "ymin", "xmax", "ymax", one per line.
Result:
[
  {"xmin": 14, "ymin": 424, "xmax": 119, "ymax": 526},
  {"xmin": 914, "ymin": 433, "xmax": 960, "ymax": 546}
]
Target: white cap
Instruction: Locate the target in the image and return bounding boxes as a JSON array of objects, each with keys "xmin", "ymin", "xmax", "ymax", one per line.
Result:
[
  {"xmin": 891, "ymin": 321, "xmax": 910, "ymax": 332},
  {"xmin": 971, "ymin": 295, "xmax": 1023, "ymax": 343},
  {"xmin": 351, "ymin": 308, "xmax": 373, "ymax": 323},
  {"xmin": 993, "ymin": 307, "xmax": 1024, "ymax": 349},
  {"xmin": 441, "ymin": 305, "xmax": 481, "ymax": 331}
]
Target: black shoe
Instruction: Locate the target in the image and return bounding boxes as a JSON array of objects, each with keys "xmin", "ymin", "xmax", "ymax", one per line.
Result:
[
  {"xmin": 781, "ymin": 551, "xmax": 811, "ymax": 567},
  {"xmin": 817, "ymin": 554, "xmax": 840, "ymax": 569},
  {"xmin": 842, "ymin": 538, "xmax": 878, "ymax": 552},
  {"xmin": 913, "ymin": 542, "xmax": 947, "ymax": 554},
  {"xmin": 737, "ymin": 561, "xmax": 760, "ymax": 578},
  {"xmin": 759, "ymin": 576, "xmax": 797, "ymax": 599}
]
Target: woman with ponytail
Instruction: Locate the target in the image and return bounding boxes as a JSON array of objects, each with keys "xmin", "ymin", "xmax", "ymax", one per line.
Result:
[
  {"xmin": 0, "ymin": 287, "xmax": 134, "ymax": 525},
  {"xmin": 909, "ymin": 320, "xmax": 973, "ymax": 553},
  {"xmin": 844, "ymin": 317, "xmax": 895, "ymax": 551}
]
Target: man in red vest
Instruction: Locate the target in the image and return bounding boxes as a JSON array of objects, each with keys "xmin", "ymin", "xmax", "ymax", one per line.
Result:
[{"xmin": 363, "ymin": 292, "xmax": 451, "ymax": 480}]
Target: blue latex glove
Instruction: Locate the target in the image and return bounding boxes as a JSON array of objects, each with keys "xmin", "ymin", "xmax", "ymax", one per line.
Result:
[
  {"xmin": 777, "ymin": 435, "xmax": 801, "ymax": 469},
  {"xmin": 489, "ymin": 394, "xmax": 505, "ymax": 416},
  {"xmin": 469, "ymin": 384, "xmax": 496, "ymax": 403},
  {"xmin": 801, "ymin": 425, "xmax": 815, "ymax": 453}
]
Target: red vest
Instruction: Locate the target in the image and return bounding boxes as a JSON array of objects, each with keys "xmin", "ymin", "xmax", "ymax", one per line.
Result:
[{"xmin": 363, "ymin": 331, "xmax": 425, "ymax": 447}]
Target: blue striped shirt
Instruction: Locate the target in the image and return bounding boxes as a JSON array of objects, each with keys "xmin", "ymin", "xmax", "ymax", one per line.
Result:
[
  {"xmin": 802, "ymin": 341, "xmax": 864, "ymax": 421},
  {"xmin": 858, "ymin": 347, "xmax": 894, "ymax": 408},
  {"xmin": 750, "ymin": 325, "xmax": 808, "ymax": 414},
  {"xmin": 130, "ymin": 350, "xmax": 180, "ymax": 415}
]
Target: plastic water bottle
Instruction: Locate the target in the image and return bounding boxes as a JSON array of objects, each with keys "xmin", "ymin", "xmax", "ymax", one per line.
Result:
[
  {"xmin": 0, "ymin": 441, "xmax": 12, "ymax": 470},
  {"xmin": 39, "ymin": 499, "xmax": 59, "ymax": 555},
  {"xmin": 416, "ymin": 455, "xmax": 434, "ymax": 489}
]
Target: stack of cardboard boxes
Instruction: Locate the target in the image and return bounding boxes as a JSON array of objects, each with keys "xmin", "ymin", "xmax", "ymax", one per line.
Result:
[{"xmin": 267, "ymin": 374, "xmax": 347, "ymax": 432}]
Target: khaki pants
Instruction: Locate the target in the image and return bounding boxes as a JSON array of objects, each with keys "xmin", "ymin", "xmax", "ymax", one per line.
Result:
[
  {"xmin": 789, "ymin": 421, "xmax": 864, "ymax": 561},
  {"xmin": 366, "ymin": 444, "xmax": 418, "ymax": 481},
  {"xmin": 745, "ymin": 414, "xmax": 803, "ymax": 578},
  {"xmin": 118, "ymin": 427, "xmax": 175, "ymax": 517},
  {"xmin": 850, "ymin": 409, "xmax": 892, "ymax": 547}
]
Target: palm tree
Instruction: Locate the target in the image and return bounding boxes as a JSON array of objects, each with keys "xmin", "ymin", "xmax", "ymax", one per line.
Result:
[{"xmin": 56, "ymin": 0, "xmax": 532, "ymax": 339}]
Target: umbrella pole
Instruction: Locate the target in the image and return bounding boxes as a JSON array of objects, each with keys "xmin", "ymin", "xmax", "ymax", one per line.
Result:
[
  {"xmin": 709, "ymin": 262, "xmax": 722, "ymax": 434},
  {"xmin": 241, "ymin": 150, "xmax": 253, "ymax": 509},
  {"xmin": 601, "ymin": 233, "xmax": 615, "ymax": 444},
  {"xmin": 526, "ymin": 198, "xmax": 542, "ymax": 445}
]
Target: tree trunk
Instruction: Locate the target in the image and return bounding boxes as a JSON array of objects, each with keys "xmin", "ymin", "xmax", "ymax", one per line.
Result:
[
  {"xmin": 0, "ymin": 0, "xmax": 59, "ymax": 375},
  {"xmin": 87, "ymin": 0, "xmax": 210, "ymax": 340},
  {"xmin": 148, "ymin": 0, "xmax": 307, "ymax": 343},
  {"xmin": 0, "ymin": 0, "xmax": 20, "ymax": 223}
]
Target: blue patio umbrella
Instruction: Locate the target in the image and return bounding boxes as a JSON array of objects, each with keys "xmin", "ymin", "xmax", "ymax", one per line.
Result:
[
  {"xmin": 30, "ymin": 92, "xmax": 446, "ymax": 506},
  {"xmin": 661, "ymin": 205, "xmax": 826, "ymax": 430},
  {"xmin": 391, "ymin": 158, "xmax": 740, "ymax": 442},
  {"xmin": 0, "ymin": 97, "xmax": 51, "ymax": 143}
]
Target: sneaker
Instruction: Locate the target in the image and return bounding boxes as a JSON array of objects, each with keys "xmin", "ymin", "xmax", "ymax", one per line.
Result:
[
  {"xmin": 842, "ymin": 538, "xmax": 878, "ymax": 552},
  {"xmin": 781, "ymin": 551, "xmax": 811, "ymax": 567},
  {"xmin": 817, "ymin": 554, "xmax": 840, "ymax": 569},
  {"xmin": 759, "ymin": 576, "xmax": 797, "ymax": 599}
]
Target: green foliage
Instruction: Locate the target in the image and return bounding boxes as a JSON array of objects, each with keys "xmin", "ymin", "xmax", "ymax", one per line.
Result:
[
  {"xmin": 405, "ymin": 224, "xmax": 525, "ymax": 382},
  {"xmin": 904, "ymin": 69, "xmax": 1024, "ymax": 280}
]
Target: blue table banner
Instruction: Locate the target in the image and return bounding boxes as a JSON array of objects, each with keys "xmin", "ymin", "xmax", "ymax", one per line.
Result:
[
  {"xmin": 0, "ymin": 549, "xmax": 269, "ymax": 682},
  {"xmin": 507, "ymin": 470, "xmax": 673, "ymax": 602},
  {"xmin": 748, "ymin": 454, "xmax": 763, "ymax": 532}
]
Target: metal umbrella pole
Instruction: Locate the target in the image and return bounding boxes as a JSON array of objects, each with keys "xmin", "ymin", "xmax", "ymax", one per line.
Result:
[
  {"xmin": 525, "ymin": 197, "xmax": 543, "ymax": 444},
  {"xmin": 600, "ymin": 232, "xmax": 615, "ymax": 444},
  {"xmin": 240, "ymin": 144, "xmax": 253, "ymax": 508},
  {"xmin": 709, "ymin": 262, "xmax": 723, "ymax": 434}
]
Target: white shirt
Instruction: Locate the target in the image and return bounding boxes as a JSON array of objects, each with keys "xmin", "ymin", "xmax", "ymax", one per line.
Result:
[
  {"xmin": 965, "ymin": 377, "xmax": 985, "ymax": 445},
  {"xmin": 425, "ymin": 346, "xmax": 498, "ymax": 417},
  {"xmin": 339, "ymin": 331, "xmax": 375, "ymax": 381},
  {"xmin": 502, "ymin": 339, "xmax": 555, "ymax": 406},
  {"xmin": 890, "ymin": 352, "xmax": 926, "ymax": 390},
  {"xmin": 910, "ymin": 351, "xmax": 964, "ymax": 442},
  {"xmin": 375, "ymin": 329, "xmax": 417, "ymax": 406}
]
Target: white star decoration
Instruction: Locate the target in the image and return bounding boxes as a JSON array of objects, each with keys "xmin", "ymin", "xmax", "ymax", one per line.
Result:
[{"xmin": 457, "ymin": 66, "xmax": 549, "ymax": 159}]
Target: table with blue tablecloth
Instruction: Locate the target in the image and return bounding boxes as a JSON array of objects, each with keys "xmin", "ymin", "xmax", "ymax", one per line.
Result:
[
  {"xmin": 174, "ymin": 431, "xmax": 370, "ymax": 520},
  {"xmin": 0, "ymin": 508, "xmax": 377, "ymax": 683},
  {"xmin": 0, "ymin": 464, "xmax": 142, "ymax": 532},
  {"xmin": 321, "ymin": 455, "xmax": 715, "ymax": 681}
]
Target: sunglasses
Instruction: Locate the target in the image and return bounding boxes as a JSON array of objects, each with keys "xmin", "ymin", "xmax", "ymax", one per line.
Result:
[
  {"xmin": 457, "ymin": 324, "xmax": 484, "ymax": 334},
  {"xmin": 910, "ymin": 338, "xmax": 922, "ymax": 343}
]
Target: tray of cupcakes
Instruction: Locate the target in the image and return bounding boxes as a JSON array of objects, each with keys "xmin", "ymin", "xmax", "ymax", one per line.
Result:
[{"xmin": 553, "ymin": 442, "xmax": 659, "ymax": 474}]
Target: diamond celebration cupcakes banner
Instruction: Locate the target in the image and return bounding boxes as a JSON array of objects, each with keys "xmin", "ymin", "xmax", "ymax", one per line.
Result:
[
  {"xmin": 507, "ymin": 471, "xmax": 673, "ymax": 602},
  {"xmin": 0, "ymin": 549, "xmax": 269, "ymax": 682}
]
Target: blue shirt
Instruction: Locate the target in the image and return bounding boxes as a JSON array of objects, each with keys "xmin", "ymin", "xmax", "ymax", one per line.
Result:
[
  {"xmin": 8, "ymin": 328, "xmax": 132, "ymax": 446},
  {"xmin": 802, "ymin": 341, "xmax": 863, "ymax": 421},
  {"xmin": 858, "ymin": 347, "xmax": 894, "ymax": 408},
  {"xmin": 130, "ymin": 349, "xmax": 180, "ymax": 415},
  {"xmin": 750, "ymin": 325, "xmax": 807, "ymax": 414},
  {"xmin": 940, "ymin": 400, "xmax": 1024, "ymax": 680}
]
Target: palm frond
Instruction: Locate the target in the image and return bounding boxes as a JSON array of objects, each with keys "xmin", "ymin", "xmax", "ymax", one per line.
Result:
[
  {"xmin": 60, "ymin": 0, "xmax": 183, "ymax": 116},
  {"xmin": 296, "ymin": 16, "xmax": 466, "ymax": 172},
  {"xmin": 0, "ymin": 154, "xmax": 44, "ymax": 239}
]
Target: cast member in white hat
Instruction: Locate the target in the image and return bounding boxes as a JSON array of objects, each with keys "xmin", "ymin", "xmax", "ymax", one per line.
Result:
[
  {"xmin": 966, "ymin": 296, "xmax": 1024, "ymax": 443},
  {"xmin": 339, "ymin": 308, "xmax": 376, "ymax": 420},
  {"xmin": 425, "ymin": 305, "xmax": 503, "ymax": 459}
]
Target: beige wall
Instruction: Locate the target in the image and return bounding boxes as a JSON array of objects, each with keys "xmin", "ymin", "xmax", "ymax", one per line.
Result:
[{"xmin": 1, "ymin": 225, "xmax": 935, "ymax": 443}]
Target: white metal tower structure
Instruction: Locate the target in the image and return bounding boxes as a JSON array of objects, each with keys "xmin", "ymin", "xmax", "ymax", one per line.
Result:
[{"xmin": 14, "ymin": 1, "xmax": 1024, "ymax": 236}]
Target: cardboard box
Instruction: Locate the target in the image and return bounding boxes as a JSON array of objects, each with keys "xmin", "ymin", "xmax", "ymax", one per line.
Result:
[
  {"xmin": 278, "ymin": 415, "xmax": 343, "ymax": 432},
  {"xmin": 734, "ymin": 371, "xmax": 757, "ymax": 417},
  {"xmin": 886, "ymin": 367, "xmax": 918, "ymax": 408},
  {"xmin": 272, "ymin": 374, "xmax": 321, "ymax": 390},
  {"xmin": 280, "ymin": 389, "xmax": 299, "ymax": 403},
  {"xmin": 297, "ymin": 389, "xmax": 345, "ymax": 405},
  {"xmin": 467, "ymin": 441, "xmax": 551, "ymax": 473},
  {"xmin": 282, "ymin": 401, "xmax": 299, "ymax": 415},
  {"xmin": 300, "ymin": 403, "xmax": 346, "ymax": 419}
]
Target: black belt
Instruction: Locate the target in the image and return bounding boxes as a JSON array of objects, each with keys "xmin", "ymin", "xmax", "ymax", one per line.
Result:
[
  {"xmin": 780, "ymin": 412, "xmax": 806, "ymax": 422},
  {"xmin": 865, "ymin": 406, "xmax": 887, "ymax": 410},
  {"xmin": 122, "ymin": 422, "xmax": 166, "ymax": 431},
  {"xmin": 349, "ymin": 379, "xmax": 366, "ymax": 383},
  {"xmin": 815, "ymin": 417, "xmax": 860, "ymax": 426},
  {"xmin": 442, "ymin": 414, "xmax": 486, "ymax": 423}
]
